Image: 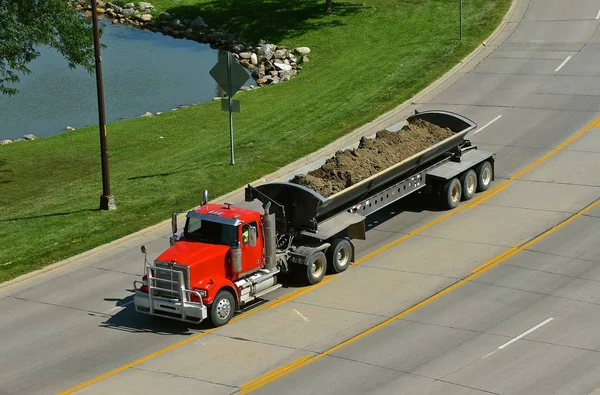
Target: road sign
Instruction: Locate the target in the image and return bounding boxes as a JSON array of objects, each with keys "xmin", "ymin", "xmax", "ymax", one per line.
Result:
[
  {"xmin": 209, "ymin": 51, "xmax": 250, "ymax": 165},
  {"xmin": 209, "ymin": 52, "xmax": 250, "ymax": 97}
]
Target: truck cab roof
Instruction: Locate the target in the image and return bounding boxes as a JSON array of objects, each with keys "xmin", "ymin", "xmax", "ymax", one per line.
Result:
[{"xmin": 190, "ymin": 202, "xmax": 259, "ymax": 226}]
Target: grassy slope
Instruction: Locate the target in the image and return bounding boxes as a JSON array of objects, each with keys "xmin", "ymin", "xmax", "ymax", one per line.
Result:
[{"xmin": 0, "ymin": 0, "xmax": 511, "ymax": 282}]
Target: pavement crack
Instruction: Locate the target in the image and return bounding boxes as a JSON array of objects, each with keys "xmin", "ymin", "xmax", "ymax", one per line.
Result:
[
  {"xmin": 283, "ymin": 299, "xmax": 391, "ymax": 319},
  {"xmin": 207, "ymin": 331, "xmax": 318, "ymax": 354},
  {"xmin": 469, "ymin": 279, "xmax": 600, "ymax": 307},
  {"xmin": 326, "ymin": 353, "xmax": 435, "ymax": 381},
  {"xmin": 354, "ymin": 263, "xmax": 461, "ymax": 281},
  {"xmin": 8, "ymin": 295, "xmax": 111, "ymax": 317},
  {"xmin": 132, "ymin": 367, "xmax": 239, "ymax": 389}
]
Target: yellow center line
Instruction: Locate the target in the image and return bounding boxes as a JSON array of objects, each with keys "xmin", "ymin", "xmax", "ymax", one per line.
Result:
[
  {"xmin": 57, "ymin": 116, "xmax": 600, "ymax": 394},
  {"xmin": 241, "ymin": 196, "xmax": 600, "ymax": 393}
]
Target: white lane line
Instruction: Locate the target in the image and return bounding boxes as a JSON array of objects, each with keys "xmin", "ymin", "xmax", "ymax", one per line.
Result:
[
  {"xmin": 555, "ymin": 56, "xmax": 572, "ymax": 72},
  {"xmin": 596, "ymin": 8, "xmax": 600, "ymax": 19},
  {"xmin": 472, "ymin": 115, "xmax": 502, "ymax": 136},
  {"xmin": 105, "ymin": 300, "xmax": 134, "ymax": 315},
  {"xmin": 293, "ymin": 309, "xmax": 309, "ymax": 322},
  {"xmin": 483, "ymin": 317, "xmax": 554, "ymax": 359}
]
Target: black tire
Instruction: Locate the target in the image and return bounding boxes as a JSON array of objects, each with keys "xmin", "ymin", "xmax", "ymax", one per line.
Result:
[
  {"xmin": 303, "ymin": 249, "xmax": 327, "ymax": 285},
  {"xmin": 209, "ymin": 289, "xmax": 235, "ymax": 327},
  {"xmin": 442, "ymin": 178, "xmax": 461, "ymax": 209},
  {"xmin": 327, "ymin": 238, "xmax": 353, "ymax": 274},
  {"xmin": 459, "ymin": 169, "xmax": 477, "ymax": 201},
  {"xmin": 475, "ymin": 161, "xmax": 493, "ymax": 192}
]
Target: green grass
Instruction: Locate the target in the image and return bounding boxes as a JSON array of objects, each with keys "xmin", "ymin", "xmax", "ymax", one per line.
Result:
[{"xmin": 0, "ymin": 0, "xmax": 511, "ymax": 283}]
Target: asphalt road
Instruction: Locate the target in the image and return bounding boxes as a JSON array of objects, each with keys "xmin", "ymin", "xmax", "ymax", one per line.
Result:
[{"xmin": 2, "ymin": 0, "xmax": 600, "ymax": 394}]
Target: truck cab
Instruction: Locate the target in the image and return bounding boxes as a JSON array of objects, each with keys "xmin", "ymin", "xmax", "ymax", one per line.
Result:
[{"xmin": 133, "ymin": 194, "xmax": 268, "ymax": 327}]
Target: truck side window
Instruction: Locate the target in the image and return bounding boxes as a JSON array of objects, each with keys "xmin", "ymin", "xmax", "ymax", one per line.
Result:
[{"xmin": 242, "ymin": 225, "xmax": 249, "ymax": 244}]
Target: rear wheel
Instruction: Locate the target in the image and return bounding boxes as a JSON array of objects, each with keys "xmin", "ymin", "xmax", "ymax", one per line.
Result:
[
  {"xmin": 327, "ymin": 238, "xmax": 352, "ymax": 274},
  {"xmin": 303, "ymin": 249, "xmax": 327, "ymax": 285},
  {"xmin": 475, "ymin": 161, "xmax": 493, "ymax": 192},
  {"xmin": 209, "ymin": 290, "xmax": 235, "ymax": 327},
  {"xmin": 442, "ymin": 178, "xmax": 462, "ymax": 209},
  {"xmin": 460, "ymin": 169, "xmax": 477, "ymax": 201}
]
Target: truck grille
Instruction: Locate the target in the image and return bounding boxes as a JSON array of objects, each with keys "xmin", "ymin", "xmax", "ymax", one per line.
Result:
[{"xmin": 152, "ymin": 261, "xmax": 190, "ymax": 298}]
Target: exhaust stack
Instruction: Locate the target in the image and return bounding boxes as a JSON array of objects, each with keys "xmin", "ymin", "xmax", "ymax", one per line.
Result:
[{"xmin": 263, "ymin": 202, "xmax": 277, "ymax": 270}]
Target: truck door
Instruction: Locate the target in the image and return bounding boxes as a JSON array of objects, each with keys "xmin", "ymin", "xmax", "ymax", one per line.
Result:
[{"xmin": 241, "ymin": 221, "xmax": 262, "ymax": 271}]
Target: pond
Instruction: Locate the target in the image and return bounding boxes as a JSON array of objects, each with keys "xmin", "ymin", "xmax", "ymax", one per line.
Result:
[{"xmin": 0, "ymin": 18, "xmax": 253, "ymax": 141}]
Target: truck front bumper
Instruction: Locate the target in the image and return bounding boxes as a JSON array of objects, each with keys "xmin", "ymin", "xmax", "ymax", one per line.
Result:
[{"xmin": 133, "ymin": 282, "xmax": 208, "ymax": 324}]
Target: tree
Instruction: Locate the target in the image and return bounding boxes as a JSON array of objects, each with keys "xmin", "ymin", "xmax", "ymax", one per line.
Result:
[
  {"xmin": 0, "ymin": 0, "xmax": 97, "ymax": 96},
  {"xmin": 326, "ymin": 0, "xmax": 333, "ymax": 13}
]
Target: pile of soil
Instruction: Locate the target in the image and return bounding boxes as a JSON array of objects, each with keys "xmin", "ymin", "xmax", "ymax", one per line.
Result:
[{"xmin": 290, "ymin": 119, "xmax": 455, "ymax": 197}]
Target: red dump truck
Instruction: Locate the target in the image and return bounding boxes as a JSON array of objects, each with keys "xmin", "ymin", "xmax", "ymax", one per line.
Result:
[{"xmin": 133, "ymin": 110, "xmax": 496, "ymax": 327}]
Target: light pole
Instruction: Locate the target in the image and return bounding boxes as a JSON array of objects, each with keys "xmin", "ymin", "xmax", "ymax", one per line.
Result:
[
  {"xmin": 90, "ymin": 0, "xmax": 115, "ymax": 210},
  {"xmin": 460, "ymin": 0, "xmax": 463, "ymax": 41}
]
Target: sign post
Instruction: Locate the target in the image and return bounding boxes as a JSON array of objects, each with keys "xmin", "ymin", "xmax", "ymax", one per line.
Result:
[{"xmin": 209, "ymin": 52, "xmax": 251, "ymax": 165}]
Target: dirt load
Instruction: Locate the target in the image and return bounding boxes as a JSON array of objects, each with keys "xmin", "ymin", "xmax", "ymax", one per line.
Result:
[{"xmin": 290, "ymin": 119, "xmax": 454, "ymax": 197}]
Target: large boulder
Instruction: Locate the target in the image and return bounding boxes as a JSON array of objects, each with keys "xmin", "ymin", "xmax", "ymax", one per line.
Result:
[{"xmin": 190, "ymin": 16, "xmax": 208, "ymax": 31}]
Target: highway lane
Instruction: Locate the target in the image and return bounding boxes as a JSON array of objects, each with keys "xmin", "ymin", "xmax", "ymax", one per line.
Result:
[
  {"xmin": 3, "ymin": 0, "xmax": 600, "ymax": 393},
  {"xmin": 244, "ymin": 197, "xmax": 600, "ymax": 395}
]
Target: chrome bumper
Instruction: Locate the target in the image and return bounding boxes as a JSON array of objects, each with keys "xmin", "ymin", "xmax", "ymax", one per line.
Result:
[
  {"xmin": 133, "ymin": 286, "xmax": 207, "ymax": 323},
  {"xmin": 132, "ymin": 262, "xmax": 208, "ymax": 324}
]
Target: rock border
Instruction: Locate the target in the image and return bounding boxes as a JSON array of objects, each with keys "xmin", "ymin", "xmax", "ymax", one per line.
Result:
[{"xmin": 68, "ymin": 0, "xmax": 311, "ymax": 86}]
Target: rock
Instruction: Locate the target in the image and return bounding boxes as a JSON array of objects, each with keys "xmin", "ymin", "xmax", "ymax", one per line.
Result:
[
  {"xmin": 269, "ymin": 70, "xmax": 279, "ymax": 77},
  {"xmin": 138, "ymin": 2, "xmax": 153, "ymax": 10},
  {"xmin": 159, "ymin": 11, "xmax": 171, "ymax": 20},
  {"xmin": 13, "ymin": 138, "xmax": 26, "ymax": 142},
  {"xmin": 248, "ymin": 64, "xmax": 257, "ymax": 72},
  {"xmin": 122, "ymin": 8, "xmax": 135, "ymax": 16},
  {"xmin": 140, "ymin": 14, "xmax": 152, "ymax": 22},
  {"xmin": 105, "ymin": 9, "xmax": 116, "ymax": 17},
  {"xmin": 66, "ymin": 126, "xmax": 75, "ymax": 131},
  {"xmin": 239, "ymin": 52, "xmax": 251, "ymax": 59},
  {"xmin": 274, "ymin": 49, "xmax": 287, "ymax": 59},
  {"xmin": 273, "ymin": 61, "xmax": 292, "ymax": 71},
  {"xmin": 294, "ymin": 47, "xmax": 311, "ymax": 55},
  {"xmin": 22, "ymin": 134, "xmax": 36, "ymax": 140},
  {"xmin": 230, "ymin": 43, "xmax": 244, "ymax": 53},
  {"xmin": 250, "ymin": 52, "xmax": 258, "ymax": 65},
  {"xmin": 84, "ymin": 10, "xmax": 92, "ymax": 18},
  {"xmin": 256, "ymin": 77, "xmax": 268, "ymax": 85},
  {"xmin": 239, "ymin": 59, "xmax": 250, "ymax": 67},
  {"xmin": 0, "ymin": 139, "xmax": 12, "ymax": 145},
  {"xmin": 162, "ymin": 26, "xmax": 174, "ymax": 34},
  {"xmin": 141, "ymin": 112, "xmax": 153, "ymax": 117},
  {"xmin": 114, "ymin": 6, "xmax": 123, "ymax": 13},
  {"xmin": 276, "ymin": 45, "xmax": 288, "ymax": 50},
  {"xmin": 155, "ymin": 112, "xmax": 163, "ymax": 115},
  {"xmin": 124, "ymin": 2, "xmax": 134, "ymax": 8},
  {"xmin": 96, "ymin": 7, "xmax": 105, "ymax": 14},
  {"xmin": 97, "ymin": 1, "xmax": 106, "ymax": 8},
  {"xmin": 172, "ymin": 19, "xmax": 186, "ymax": 30},
  {"xmin": 283, "ymin": 59, "xmax": 290, "ymax": 65},
  {"xmin": 300, "ymin": 55, "xmax": 310, "ymax": 63},
  {"xmin": 257, "ymin": 44, "xmax": 273, "ymax": 60},
  {"xmin": 190, "ymin": 16, "xmax": 207, "ymax": 31}
]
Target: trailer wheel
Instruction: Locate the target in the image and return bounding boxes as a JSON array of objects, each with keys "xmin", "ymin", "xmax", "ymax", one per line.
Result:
[
  {"xmin": 303, "ymin": 250, "xmax": 327, "ymax": 285},
  {"xmin": 475, "ymin": 161, "xmax": 493, "ymax": 192},
  {"xmin": 442, "ymin": 178, "xmax": 462, "ymax": 209},
  {"xmin": 327, "ymin": 238, "xmax": 352, "ymax": 274},
  {"xmin": 209, "ymin": 290, "xmax": 235, "ymax": 327},
  {"xmin": 460, "ymin": 169, "xmax": 477, "ymax": 201}
]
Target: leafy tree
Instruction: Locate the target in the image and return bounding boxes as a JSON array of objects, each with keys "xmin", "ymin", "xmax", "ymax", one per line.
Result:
[
  {"xmin": 326, "ymin": 0, "xmax": 333, "ymax": 13},
  {"xmin": 0, "ymin": 0, "xmax": 97, "ymax": 95}
]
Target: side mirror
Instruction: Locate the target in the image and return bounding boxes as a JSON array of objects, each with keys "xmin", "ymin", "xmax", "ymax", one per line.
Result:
[
  {"xmin": 171, "ymin": 212, "xmax": 177, "ymax": 235},
  {"xmin": 248, "ymin": 226, "xmax": 257, "ymax": 247}
]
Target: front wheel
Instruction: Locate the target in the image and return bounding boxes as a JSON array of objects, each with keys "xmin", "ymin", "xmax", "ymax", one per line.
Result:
[{"xmin": 209, "ymin": 290, "xmax": 235, "ymax": 327}]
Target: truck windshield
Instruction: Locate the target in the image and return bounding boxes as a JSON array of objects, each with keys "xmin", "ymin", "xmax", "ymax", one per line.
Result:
[{"xmin": 184, "ymin": 217, "xmax": 238, "ymax": 246}]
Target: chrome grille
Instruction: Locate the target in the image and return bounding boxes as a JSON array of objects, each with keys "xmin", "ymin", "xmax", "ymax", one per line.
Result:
[{"xmin": 152, "ymin": 261, "xmax": 190, "ymax": 298}]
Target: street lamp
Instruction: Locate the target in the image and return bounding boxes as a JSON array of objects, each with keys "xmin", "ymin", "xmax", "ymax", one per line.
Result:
[{"xmin": 90, "ymin": 0, "xmax": 116, "ymax": 210}]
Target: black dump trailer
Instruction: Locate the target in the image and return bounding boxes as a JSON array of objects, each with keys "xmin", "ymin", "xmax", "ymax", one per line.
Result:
[{"xmin": 245, "ymin": 110, "xmax": 495, "ymax": 284}]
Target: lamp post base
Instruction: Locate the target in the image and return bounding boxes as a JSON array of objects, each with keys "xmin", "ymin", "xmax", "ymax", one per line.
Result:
[{"xmin": 100, "ymin": 195, "xmax": 116, "ymax": 210}]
